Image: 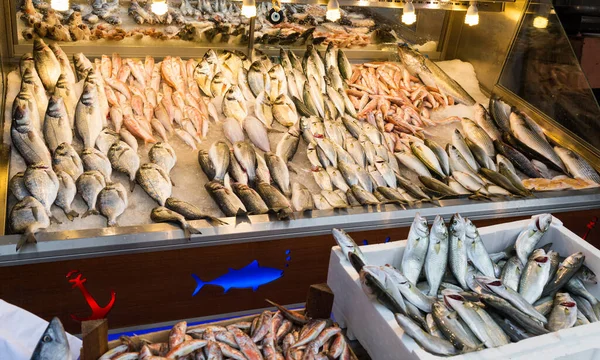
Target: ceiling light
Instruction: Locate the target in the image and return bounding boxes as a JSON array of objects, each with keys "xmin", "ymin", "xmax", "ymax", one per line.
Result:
[
  {"xmin": 242, "ymin": 0, "xmax": 257, "ymax": 18},
  {"xmin": 533, "ymin": 16, "xmax": 548, "ymax": 29},
  {"xmin": 465, "ymin": 2, "xmax": 479, "ymax": 26},
  {"xmin": 402, "ymin": 1, "xmax": 416, "ymax": 25},
  {"xmin": 326, "ymin": 0, "xmax": 341, "ymax": 22},
  {"xmin": 50, "ymin": 0, "xmax": 69, "ymax": 11},
  {"xmin": 151, "ymin": 0, "xmax": 168, "ymax": 16}
]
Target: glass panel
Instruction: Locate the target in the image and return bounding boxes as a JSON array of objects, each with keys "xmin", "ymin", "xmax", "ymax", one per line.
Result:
[{"xmin": 498, "ymin": 0, "xmax": 600, "ymax": 148}]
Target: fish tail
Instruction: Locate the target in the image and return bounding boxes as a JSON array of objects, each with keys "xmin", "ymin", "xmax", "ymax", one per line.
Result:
[
  {"xmin": 16, "ymin": 230, "xmax": 37, "ymax": 252},
  {"xmin": 207, "ymin": 216, "xmax": 228, "ymax": 226},
  {"xmin": 186, "ymin": 223, "xmax": 202, "ymax": 235},
  {"xmin": 65, "ymin": 210, "xmax": 80, "ymax": 221},
  {"xmin": 191, "ymin": 274, "xmax": 205, "ymax": 296},
  {"xmin": 129, "ymin": 179, "xmax": 136, "ymax": 192},
  {"xmin": 50, "ymin": 215, "xmax": 63, "ymax": 225},
  {"xmin": 82, "ymin": 209, "xmax": 99, "ymax": 218}
]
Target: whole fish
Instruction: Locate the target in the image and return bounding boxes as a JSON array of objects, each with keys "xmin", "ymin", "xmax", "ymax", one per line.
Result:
[
  {"xmin": 265, "ymin": 153, "xmax": 290, "ymax": 197},
  {"xmin": 395, "ymin": 151, "xmax": 432, "ymax": 178},
  {"xmin": 424, "ymin": 139, "xmax": 449, "ymax": 176},
  {"xmin": 55, "ymin": 171, "xmax": 79, "ymax": 221},
  {"xmin": 327, "ymin": 166, "xmax": 350, "ymax": 193},
  {"xmin": 448, "ymin": 213, "xmax": 469, "ymax": 290},
  {"xmin": 73, "ymin": 53, "xmax": 93, "ymax": 82},
  {"xmin": 338, "ymin": 161, "xmax": 371, "ymax": 193},
  {"xmin": 49, "ymin": 44, "xmax": 76, "ymax": 85},
  {"xmin": 547, "ymin": 293, "xmax": 577, "ymax": 331},
  {"xmin": 401, "ymin": 213, "xmax": 429, "ymax": 284},
  {"xmin": 256, "ymin": 182, "xmax": 293, "ymax": 219},
  {"xmin": 463, "ymin": 118, "xmax": 495, "ymax": 157},
  {"xmin": 95, "ymin": 128, "xmax": 120, "ymax": 155},
  {"xmin": 81, "ymin": 147, "xmax": 112, "ymax": 181},
  {"xmin": 467, "ymin": 138, "xmax": 496, "ymax": 171},
  {"xmin": 534, "ymin": 296, "xmax": 554, "ymax": 316},
  {"xmin": 197, "ymin": 149, "xmax": 216, "ymax": 180},
  {"xmin": 465, "ymin": 218, "xmax": 495, "ymax": 277},
  {"xmin": 501, "ymin": 256, "xmax": 523, "ymax": 292},
  {"xmin": 223, "ymin": 117, "xmax": 245, "ymax": 144},
  {"xmin": 109, "ymin": 142, "xmax": 140, "ymax": 191},
  {"xmin": 9, "ymin": 172, "xmax": 30, "ymax": 201},
  {"xmin": 291, "ymin": 182, "xmax": 314, "ymax": 212},
  {"xmin": 165, "ymin": 197, "xmax": 227, "ymax": 225},
  {"xmin": 489, "ymin": 96, "xmax": 511, "ymax": 132},
  {"xmin": 447, "ymin": 144, "xmax": 476, "ymax": 176},
  {"xmin": 515, "ymin": 214, "xmax": 553, "ymax": 265},
  {"xmin": 398, "ymin": 45, "xmax": 475, "ymax": 105},
  {"xmin": 255, "ymin": 91, "xmax": 274, "ymax": 129},
  {"xmin": 425, "ymin": 215, "xmax": 448, "ymax": 296},
  {"xmin": 149, "ymin": 142, "xmax": 177, "ymax": 174},
  {"xmin": 11, "ymin": 104, "xmax": 52, "ymax": 166},
  {"xmin": 432, "ymin": 302, "xmax": 481, "ymax": 351},
  {"xmin": 151, "ymin": 206, "xmax": 201, "ymax": 241},
  {"xmin": 244, "ymin": 116, "xmax": 270, "ymax": 152},
  {"xmin": 30, "ymin": 317, "xmax": 71, "ymax": 360},
  {"xmin": 573, "ymin": 296, "xmax": 599, "ymax": 322},
  {"xmin": 419, "ymin": 176, "xmax": 459, "ymax": 196},
  {"xmin": 33, "ymin": 39, "xmax": 61, "ymax": 91},
  {"xmin": 24, "ymin": 163, "xmax": 59, "ymax": 221},
  {"xmin": 509, "ymin": 112, "xmax": 565, "ymax": 172},
  {"xmin": 394, "ymin": 313, "xmax": 457, "ymax": 356},
  {"xmin": 233, "ymin": 141, "xmax": 256, "ymax": 185},
  {"xmin": 321, "ymin": 190, "xmax": 348, "ymax": 209},
  {"xmin": 136, "ymin": 163, "xmax": 172, "ymax": 206},
  {"xmin": 555, "ymin": 146, "xmax": 600, "ymax": 183},
  {"xmin": 383, "ymin": 266, "xmax": 434, "ymax": 312},
  {"xmin": 232, "ymin": 183, "xmax": 269, "ymax": 215},
  {"xmin": 98, "ymin": 182, "xmax": 128, "ymax": 227},
  {"xmin": 54, "ymin": 74, "xmax": 77, "ymax": 128},
  {"xmin": 543, "ymin": 252, "xmax": 585, "ymax": 296},
  {"xmin": 222, "ymin": 85, "xmax": 248, "ymax": 123},
  {"xmin": 478, "ymin": 293, "xmax": 548, "ymax": 336},
  {"xmin": 248, "ymin": 61, "xmax": 269, "ymax": 97},
  {"xmin": 14, "ymin": 85, "xmax": 42, "ymax": 134},
  {"xmin": 205, "ymin": 180, "xmax": 247, "ymax": 217},
  {"xmin": 494, "ymin": 140, "xmax": 541, "ymax": 178},
  {"xmin": 76, "ymin": 82, "xmax": 103, "ymax": 148},
  {"xmin": 452, "ymin": 129, "xmax": 479, "ymax": 171},
  {"xmin": 10, "ymin": 196, "xmax": 50, "ymax": 251},
  {"xmin": 519, "ymin": 250, "xmax": 551, "ymax": 304},
  {"xmin": 76, "ymin": 170, "xmax": 106, "ymax": 217},
  {"xmin": 474, "ymin": 104, "xmax": 501, "ymax": 141},
  {"xmin": 564, "ymin": 276, "xmax": 599, "ymax": 311},
  {"xmin": 272, "ymin": 94, "xmax": 299, "ymax": 127}
]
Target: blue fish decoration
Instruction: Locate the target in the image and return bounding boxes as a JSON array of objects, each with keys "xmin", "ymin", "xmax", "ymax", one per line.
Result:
[{"xmin": 192, "ymin": 260, "xmax": 284, "ymax": 296}]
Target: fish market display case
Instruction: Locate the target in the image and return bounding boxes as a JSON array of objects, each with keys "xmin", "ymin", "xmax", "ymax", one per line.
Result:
[{"xmin": 0, "ymin": 0, "xmax": 600, "ymax": 335}]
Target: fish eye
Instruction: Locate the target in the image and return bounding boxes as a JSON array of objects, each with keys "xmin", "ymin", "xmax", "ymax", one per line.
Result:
[{"xmin": 43, "ymin": 335, "xmax": 52, "ymax": 343}]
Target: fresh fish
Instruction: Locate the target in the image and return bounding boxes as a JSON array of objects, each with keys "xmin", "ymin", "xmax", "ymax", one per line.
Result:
[
  {"xmin": 396, "ymin": 174, "xmax": 431, "ymax": 200},
  {"xmin": 447, "ymin": 177, "xmax": 471, "ymax": 195},
  {"xmin": 515, "ymin": 214, "xmax": 553, "ymax": 265},
  {"xmin": 474, "ymin": 104, "xmax": 501, "ymax": 141},
  {"xmin": 98, "ymin": 182, "xmax": 128, "ymax": 227},
  {"xmin": 197, "ymin": 149, "xmax": 216, "ymax": 181},
  {"xmin": 395, "ymin": 151, "xmax": 432, "ymax": 178},
  {"xmin": 489, "ymin": 96, "xmax": 511, "ymax": 133},
  {"xmin": 43, "ymin": 96, "xmax": 73, "ymax": 153},
  {"xmin": 519, "ymin": 250, "xmax": 551, "ymax": 304},
  {"xmin": 256, "ymin": 181, "xmax": 293, "ymax": 218},
  {"xmin": 337, "ymin": 49, "xmax": 352, "ymax": 80},
  {"xmin": 244, "ymin": 116, "xmax": 270, "ymax": 152},
  {"xmin": 11, "ymin": 104, "xmax": 52, "ymax": 166},
  {"xmin": 76, "ymin": 170, "xmax": 106, "ymax": 217},
  {"xmin": 265, "ymin": 153, "xmax": 290, "ymax": 197},
  {"xmin": 231, "ymin": 183, "xmax": 269, "ymax": 215},
  {"xmin": 10, "ymin": 196, "xmax": 50, "ymax": 251},
  {"xmin": 494, "ymin": 140, "xmax": 541, "ymax": 178},
  {"xmin": 463, "ymin": 118, "xmax": 495, "ymax": 157},
  {"xmin": 151, "ymin": 206, "xmax": 201, "ymax": 240},
  {"xmin": 233, "ymin": 141, "xmax": 257, "ymax": 185},
  {"xmin": 326, "ymin": 166, "xmax": 350, "ymax": 193},
  {"xmin": 81, "ymin": 147, "xmax": 111, "ymax": 182},
  {"xmin": 52, "ymin": 143, "xmax": 83, "ymax": 181},
  {"xmin": 465, "ymin": 218, "xmax": 495, "ymax": 277},
  {"xmin": 248, "ymin": 61, "xmax": 269, "ymax": 97},
  {"xmin": 398, "ymin": 45, "xmax": 475, "ymax": 105},
  {"xmin": 401, "ymin": 213, "xmax": 429, "ymax": 284},
  {"xmin": 573, "ymin": 296, "xmax": 599, "ymax": 322},
  {"xmin": 149, "ymin": 142, "xmax": 177, "ymax": 175},
  {"xmin": 547, "ymin": 293, "xmax": 577, "ymax": 331},
  {"xmin": 175, "ymin": 128, "xmax": 197, "ymax": 150},
  {"xmin": 432, "ymin": 302, "xmax": 481, "ymax": 351},
  {"xmin": 419, "ymin": 176, "xmax": 460, "ymax": 196},
  {"xmin": 272, "ymin": 94, "xmax": 298, "ymax": 127},
  {"xmin": 394, "ymin": 313, "xmax": 457, "ymax": 356},
  {"xmin": 30, "ymin": 317, "xmax": 71, "ymax": 360},
  {"xmin": 382, "ymin": 265, "xmax": 434, "ymax": 312},
  {"xmin": 350, "ymin": 184, "xmax": 379, "ymax": 205},
  {"xmin": 479, "ymin": 168, "xmax": 525, "ymax": 196},
  {"xmin": 222, "ymin": 85, "xmax": 248, "ymax": 123},
  {"xmin": 108, "ymin": 142, "xmax": 140, "ymax": 191},
  {"xmin": 54, "ymin": 74, "xmax": 77, "ymax": 128},
  {"xmin": 501, "ymin": 256, "xmax": 523, "ymax": 292},
  {"xmin": 314, "ymin": 193, "xmax": 333, "ymax": 210},
  {"xmin": 14, "ymin": 85, "xmax": 42, "ymax": 134},
  {"xmin": 338, "ymin": 161, "xmax": 371, "ymax": 193},
  {"xmin": 9, "ymin": 172, "xmax": 30, "ymax": 201},
  {"xmin": 425, "ymin": 215, "xmax": 448, "ymax": 296},
  {"xmin": 291, "ymin": 182, "xmax": 314, "ymax": 212},
  {"xmin": 479, "ymin": 294, "xmax": 548, "ymax": 336},
  {"xmin": 509, "ymin": 112, "xmax": 565, "ymax": 172},
  {"xmin": 209, "ymin": 141, "xmax": 231, "ymax": 181},
  {"xmin": 345, "ymin": 137, "xmax": 367, "ymax": 168},
  {"xmin": 24, "ymin": 163, "xmax": 59, "ymax": 221},
  {"xmin": 136, "ymin": 163, "xmax": 172, "ymax": 206},
  {"xmin": 75, "ymin": 82, "xmax": 103, "ymax": 148},
  {"xmin": 452, "ymin": 129, "xmax": 479, "ymax": 171},
  {"xmin": 255, "ymin": 154, "xmax": 271, "ymax": 184},
  {"xmin": 555, "ymin": 146, "xmax": 600, "ymax": 183},
  {"xmin": 466, "ymin": 138, "xmax": 497, "ymax": 171},
  {"xmin": 534, "ymin": 296, "xmax": 554, "ymax": 316},
  {"xmin": 73, "ymin": 53, "xmax": 93, "ymax": 82},
  {"xmin": 447, "ymin": 144, "xmax": 476, "ymax": 176},
  {"xmin": 55, "ymin": 171, "xmax": 79, "ymax": 221},
  {"xmin": 205, "ymin": 180, "xmax": 247, "ymax": 217},
  {"xmin": 33, "ymin": 39, "xmax": 61, "ymax": 91},
  {"xmin": 498, "ymin": 162, "xmax": 530, "ymax": 196},
  {"xmin": 321, "ymin": 190, "xmax": 348, "ymax": 209},
  {"xmin": 254, "ymin": 91, "xmax": 274, "ymax": 128},
  {"xmin": 565, "ymin": 276, "xmax": 599, "ymax": 313},
  {"xmin": 424, "ymin": 139, "xmax": 449, "ymax": 176},
  {"xmin": 165, "ymin": 197, "xmax": 227, "ymax": 225},
  {"xmin": 95, "ymin": 128, "xmax": 120, "ymax": 156}
]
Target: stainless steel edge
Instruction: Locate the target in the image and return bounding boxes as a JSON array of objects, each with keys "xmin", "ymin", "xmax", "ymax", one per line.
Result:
[{"xmin": 1, "ymin": 190, "xmax": 599, "ymax": 266}]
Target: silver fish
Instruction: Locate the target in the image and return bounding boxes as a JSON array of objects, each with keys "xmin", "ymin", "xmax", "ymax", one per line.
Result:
[
  {"xmin": 401, "ymin": 213, "xmax": 429, "ymax": 284},
  {"xmin": 424, "ymin": 139, "xmax": 449, "ymax": 176},
  {"xmin": 76, "ymin": 170, "xmax": 106, "ymax": 217},
  {"xmin": 326, "ymin": 166, "xmax": 350, "ymax": 193},
  {"xmin": 519, "ymin": 250, "xmax": 551, "ymax": 304},
  {"xmin": 209, "ymin": 141, "xmax": 231, "ymax": 182},
  {"xmin": 24, "ymin": 163, "xmax": 59, "ymax": 221},
  {"xmin": 501, "ymin": 256, "xmax": 523, "ymax": 292},
  {"xmin": 51, "ymin": 143, "xmax": 83, "ymax": 181},
  {"xmin": 222, "ymin": 85, "xmax": 248, "ymax": 123},
  {"xmin": 311, "ymin": 166, "xmax": 333, "ymax": 191},
  {"xmin": 543, "ymin": 252, "xmax": 586, "ymax": 297},
  {"xmin": 321, "ymin": 190, "xmax": 348, "ymax": 209},
  {"xmin": 276, "ymin": 127, "xmax": 300, "ymax": 162},
  {"xmin": 244, "ymin": 116, "xmax": 270, "ymax": 152},
  {"xmin": 11, "ymin": 104, "xmax": 52, "ymax": 166},
  {"xmin": 223, "ymin": 117, "xmax": 246, "ymax": 144},
  {"xmin": 452, "ymin": 129, "xmax": 479, "ymax": 171},
  {"xmin": 149, "ymin": 142, "xmax": 177, "ymax": 174},
  {"xmin": 151, "ymin": 206, "xmax": 201, "ymax": 241},
  {"xmin": 136, "ymin": 163, "xmax": 172, "ymax": 206},
  {"xmin": 463, "ymin": 118, "xmax": 495, "ymax": 157},
  {"xmin": 55, "ymin": 171, "xmax": 79, "ymax": 221},
  {"xmin": 9, "ymin": 172, "xmax": 30, "ymax": 201},
  {"xmin": 49, "ymin": 43, "xmax": 76, "ymax": 85},
  {"xmin": 265, "ymin": 153, "xmax": 290, "ymax": 197},
  {"xmin": 81, "ymin": 147, "xmax": 112, "ymax": 182},
  {"xmin": 395, "ymin": 313, "xmax": 457, "ymax": 356},
  {"xmin": 10, "ymin": 196, "xmax": 50, "ymax": 251},
  {"xmin": 395, "ymin": 151, "xmax": 432, "ymax": 178},
  {"xmin": 547, "ymin": 293, "xmax": 577, "ymax": 331},
  {"xmin": 233, "ymin": 141, "xmax": 256, "ymax": 185},
  {"xmin": 33, "ymin": 39, "xmax": 61, "ymax": 92},
  {"xmin": 54, "ymin": 74, "xmax": 77, "ymax": 128},
  {"xmin": 98, "ymin": 182, "xmax": 128, "ymax": 227},
  {"xmin": 205, "ymin": 180, "xmax": 247, "ymax": 217},
  {"xmin": 30, "ymin": 317, "xmax": 71, "ymax": 360},
  {"xmin": 464, "ymin": 218, "xmax": 495, "ymax": 277},
  {"xmin": 474, "ymin": 104, "xmax": 501, "ymax": 141},
  {"xmin": 425, "ymin": 215, "xmax": 449, "ymax": 296},
  {"xmin": 555, "ymin": 146, "xmax": 600, "ymax": 183},
  {"xmin": 254, "ymin": 91, "xmax": 274, "ymax": 129},
  {"xmin": 232, "ymin": 183, "xmax": 269, "ymax": 215},
  {"xmin": 383, "ymin": 266, "xmax": 434, "ymax": 312},
  {"xmin": 272, "ymin": 94, "xmax": 298, "ymax": 127},
  {"xmin": 109, "ymin": 142, "xmax": 140, "ymax": 191},
  {"xmin": 515, "ymin": 214, "xmax": 553, "ymax": 265},
  {"xmin": 95, "ymin": 128, "xmax": 120, "ymax": 156},
  {"xmin": 75, "ymin": 82, "xmax": 103, "ymax": 148},
  {"xmin": 291, "ymin": 182, "xmax": 314, "ymax": 212},
  {"xmin": 432, "ymin": 302, "xmax": 481, "ymax": 351}
]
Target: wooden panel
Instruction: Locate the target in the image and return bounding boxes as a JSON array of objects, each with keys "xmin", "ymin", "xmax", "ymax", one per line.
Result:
[{"xmin": 0, "ymin": 209, "xmax": 598, "ymax": 334}]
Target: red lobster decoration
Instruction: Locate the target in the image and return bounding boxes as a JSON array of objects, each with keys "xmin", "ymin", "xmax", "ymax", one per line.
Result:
[{"xmin": 66, "ymin": 270, "xmax": 116, "ymax": 321}]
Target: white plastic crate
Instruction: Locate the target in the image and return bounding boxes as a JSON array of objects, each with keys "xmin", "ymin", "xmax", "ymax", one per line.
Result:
[{"xmin": 327, "ymin": 216, "xmax": 600, "ymax": 360}]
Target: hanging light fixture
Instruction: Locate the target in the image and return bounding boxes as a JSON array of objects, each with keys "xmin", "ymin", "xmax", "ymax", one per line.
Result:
[
  {"xmin": 242, "ymin": 0, "xmax": 257, "ymax": 18},
  {"xmin": 151, "ymin": 0, "xmax": 168, "ymax": 15},
  {"xmin": 402, "ymin": 0, "xmax": 416, "ymax": 25},
  {"xmin": 326, "ymin": 0, "xmax": 341, "ymax": 22},
  {"xmin": 533, "ymin": 16, "xmax": 548, "ymax": 28},
  {"xmin": 465, "ymin": 2, "xmax": 479, "ymax": 26},
  {"xmin": 50, "ymin": 0, "xmax": 69, "ymax": 11}
]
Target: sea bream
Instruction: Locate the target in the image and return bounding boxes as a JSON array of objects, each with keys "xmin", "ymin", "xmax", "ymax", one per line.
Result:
[
  {"xmin": 43, "ymin": 95, "xmax": 73, "ymax": 153},
  {"xmin": 10, "ymin": 196, "xmax": 50, "ymax": 251},
  {"xmin": 11, "ymin": 104, "xmax": 52, "ymax": 166},
  {"xmin": 75, "ymin": 82, "xmax": 103, "ymax": 148},
  {"xmin": 23, "ymin": 163, "xmax": 60, "ymax": 223},
  {"xmin": 33, "ymin": 38, "xmax": 61, "ymax": 92}
]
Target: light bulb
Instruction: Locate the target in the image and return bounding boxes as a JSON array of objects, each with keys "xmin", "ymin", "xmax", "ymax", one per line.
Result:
[
  {"xmin": 533, "ymin": 16, "xmax": 548, "ymax": 29},
  {"xmin": 326, "ymin": 0, "xmax": 341, "ymax": 22},
  {"xmin": 465, "ymin": 3, "xmax": 479, "ymax": 26},
  {"xmin": 50, "ymin": 0, "xmax": 69, "ymax": 11},
  {"xmin": 241, "ymin": 0, "xmax": 257, "ymax": 18},
  {"xmin": 402, "ymin": 1, "xmax": 416, "ymax": 25},
  {"xmin": 151, "ymin": 0, "xmax": 168, "ymax": 15}
]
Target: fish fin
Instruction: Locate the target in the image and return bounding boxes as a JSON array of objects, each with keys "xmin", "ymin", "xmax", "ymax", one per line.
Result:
[
  {"xmin": 82, "ymin": 209, "xmax": 99, "ymax": 218},
  {"xmin": 65, "ymin": 210, "xmax": 79, "ymax": 221},
  {"xmin": 252, "ymin": 285, "xmax": 260, "ymax": 291},
  {"xmin": 108, "ymin": 219, "xmax": 118, "ymax": 227},
  {"xmin": 16, "ymin": 231, "xmax": 37, "ymax": 252},
  {"xmin": 183, "ymin": 226, "xmax": 191, "ymax": 241},
  {"xmin": 248, "ymin": 260, "xmax": 259, "ymax": 269},
  {"xmin": 191, "ymin": 274, "xmax": 205, "ymax": 296},
  {"xmin": 171, "ymin": 179, "xmax": 176, "ymax": 187},
  {"xmin": 129, "ymin": 179, "xmax": 136, "ymax": 192},
  {"xmin": 207, "ymin": 216, "xmax": 228, "ymax": 226},
  {"xmin": 187, "ymin": 225, "xmax": 202, "ymax": 235},
  {"xmin": 222, "ymin": 286, "xmax": 231, "ymax": 293},
  {"xmin": 50, "ymin": 215, "xmax": 63, "ymax": 225}
]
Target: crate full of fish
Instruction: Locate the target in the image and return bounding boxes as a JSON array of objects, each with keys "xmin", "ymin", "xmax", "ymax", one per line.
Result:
[{"xmin": 327, "ymin": 214, "xmax": 600, "ymax": 359}]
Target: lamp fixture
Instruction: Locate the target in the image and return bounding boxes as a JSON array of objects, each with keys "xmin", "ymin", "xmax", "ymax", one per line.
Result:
[
  {"xmin": 151, "ymin": 0, "xmax": 168, "ymax": 16},
  {"xmin": 50, "ymin": 0, "xmax": 69, "ymax": 11},
  {"xmin": 465, "ymin": 2, "xmax": 479, "ymax": 26},
  {"xmin": 326, "ymin": 0, "xmax": 341, "ymax": 22},
  {"xmin": 402, "ymin": 0, "xmax": 416, "ymax": 25},
  {"xmin": 242, "ymin": 0, "xmax": 257, "ymax": 18}
]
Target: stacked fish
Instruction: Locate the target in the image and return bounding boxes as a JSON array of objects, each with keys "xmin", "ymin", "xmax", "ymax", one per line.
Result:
[
  {"xmin": 98, "ymin": 300, "xmax": 353, "ymax": 360},
  {"xmin": 333, "ymin": 213, "xmax": 599, "ymax": 355}
]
